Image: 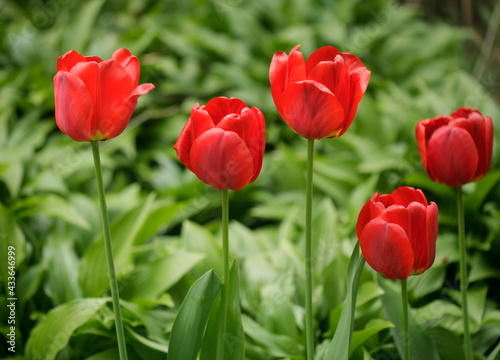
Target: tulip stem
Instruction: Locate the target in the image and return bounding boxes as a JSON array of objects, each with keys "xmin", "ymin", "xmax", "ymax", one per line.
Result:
[
  {"xmin": 305, "ymin": 138, "xmax": 315, "ymax": 360},
  {"xmin": 401, "ymin": 279, "xmax": 409, "ymax": 360},
  {"xmin": 91, "ymin": 141, "xmax": 128, "ymax": 360},
  {"xmin": 457, "ymin": 186, "xmax": 473, "ymax": 360},
  {"xmin": 216, "ymin": 189, "xmax": 230, "ymax": 360}
]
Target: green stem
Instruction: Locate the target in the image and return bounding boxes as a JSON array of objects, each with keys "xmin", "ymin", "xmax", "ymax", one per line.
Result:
[
  {"xmin": 216, "ymin": 189, "xmax": 230, "ymax": 360},
  {"xmin": 91, "ymin": 141, "xmax": 128, "ymax": 360},
  {"xmin": 401, "ymin": 279, "xmax": 409, "ymax": 360},
  {"xmin": 305, "ymin": 139, "xmax": 315, "ymax": 360},
  {"xmin": 457, "ymin": 186, "xmax": 473, "ymax": 360}
]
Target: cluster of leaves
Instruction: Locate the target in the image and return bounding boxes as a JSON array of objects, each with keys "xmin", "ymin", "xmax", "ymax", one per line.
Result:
[{"xmin": 0, "ymin": 0, "xmax": 499, "ymax": 359}]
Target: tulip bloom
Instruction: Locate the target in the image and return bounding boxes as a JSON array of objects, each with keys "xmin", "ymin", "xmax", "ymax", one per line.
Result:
[
  {"xmin": 54, "ymin": 48, "xmax": 154, "ymax": 141},
  {"xmin": 269, "ymin": 44, "xmax": 370, "ymax": 140},
  {"xmin": 174, "ymin": 97, "xmax": 265, "ymax": 191},
  {"xmin": 416, "ymin": 107, "xmax": 493, "ymax": 187},
  {"xmin": 356, "ymin": 187, "xmax": 438, "ymax": 280}
]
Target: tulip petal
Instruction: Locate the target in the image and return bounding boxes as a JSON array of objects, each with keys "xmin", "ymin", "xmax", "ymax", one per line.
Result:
[
  {"xmin": 106, "ymin": 83, "xmax": 155, "ymax": 140},
  {"xmin": 305, "ymin": 45, "xmax": 341, "ymax": 74},
  {"xmin": 383, "ymin": 186, "xmax": 427, "ymax": 208},
  {"xmin": 379, "ymin": 205, "xmax": 409, "ymax": 235},
  {"xmin": 190, "ymin": 104, "xmax": 215, "ymax": 140},
  {"xmin": 427, "ymin": 126, "xmax": 479, "ymax": 187},
  {"xmin": 190, "ymin": 128, "xmax": 254, "ymax": 191},
  {"xmin": 280, "ymin": 80, "xmax": 345, "ymax": 139},
  {"xmin": 405, "ymin": 201, "xmax": 429, "ymax": 275},
  {"xmin": 451, "ymin": 109, "xmax": 493, "ymax": 181},
  {"xmin": 112, "ymin": 48, "xmax": 140, "ymax": 85},
  {"xmin": 307, "ymin": 58, "xmax": 370, "ymax": 137},
  {"xmin": 57, "ymin": 50, "xmax": 86, "ymax": 72},
  {"xmin": 174, "ymin": 118, "xmax": 194, "ymax": 171},
  {"xmin": 415, "ymin": 121, "xmax": 429, "ymax": 174},
  {"xmin": 359, "ymin": 218, "xmax": 414, "ymax": 280},
  {"xmin": 270, "ymin": 45, "xmax": 306, "ymax": 116},
  {"xmin": 426, "ymin": 202, "xmax": 438, "ymax": 270},
  {"xmin": 356, "ymin": 192, "xmax": 384, "ymax": 239},
  {"xmin": 203, "ymin": 97, "xmax": 247, "ymax": 126},
  {"xmin": 54, "ymin": 72, "xmax": 93, "ymax": 141},
  {"xmin": 217, "ymin": 108, "xmax": 266, "ymax": 183}
]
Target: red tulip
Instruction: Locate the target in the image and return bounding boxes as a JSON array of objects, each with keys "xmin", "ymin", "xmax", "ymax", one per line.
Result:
[
  {"xmin": 54, "ymin": 48, "xmax": 154, "ymax": 141},
  {"xmin": 269, "ymin": 44, "xmax": 370, "ymax": 140},
  {"xmin": 356, "ymin": 187, "xmax": 438, "ymax": 280},
  {"xmin": 416, "ymin": 107, "xmax": 493, "ymax": 187},
  {"xmin": 174, "ymin": 97, "xmax": 265, "ymax": 191}
]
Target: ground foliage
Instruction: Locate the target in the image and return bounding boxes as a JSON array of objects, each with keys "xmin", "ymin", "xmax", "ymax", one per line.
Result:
[{"xmin": 0, "ymin": 0, "xmax": 499, "ymax": 359}]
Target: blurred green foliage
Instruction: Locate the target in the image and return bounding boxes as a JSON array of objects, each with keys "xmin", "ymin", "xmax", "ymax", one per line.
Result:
[{"xmin": 0, "ymin": 0, "xmax": 499, "ymax": 359}]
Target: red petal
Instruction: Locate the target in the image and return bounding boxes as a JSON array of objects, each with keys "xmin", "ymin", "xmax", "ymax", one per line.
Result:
[
  {"xmin": 57, "ymin": 50, "xmax": 86, "ymax": 72},
  {"xmin": 384, "ymin": 186, "xmax": 427, "ymax": 208},
  {"xmin": 406, "ymin": 201, "xmax": 429, "ymax": 274},
  {"xmin": 174, "ymin": 118, "xmax": 194, "ymax": 171},
  {"xmin": 379, "ymin": 205, "xmax": 409, "ymax": 234},
  {"xmin": 190, "ymin": 104, "xmax": 215, "ymax": 141},
  {"xmin": 280, "ymin": 80, "xmax": 344, "ymax": 139},
  {"xmin": 451, "ymin": 109, "xmax": 492, "ymax": 181},
  {"xmin": 307, "ymin": 57, "xmax": 370, "ymax": 137},
  {"xmin": 217, "ymin": 107, "xmax": 266, "ymax": 183},
  {"xmin": 190, "ymin": 128, "xmax": 254, "ymax": 191},
  {"xmin": 112, "ymin": 48, "xmax": 140, "ymax": 85},
  {"xmin": 427, "ymin": 126, "xmax": 479, "ymax": 187},
  {"xmin": 53, "ymin": 72, "xmax": 93, "ymax": 141},
  {"xmin": 356, "ymin": 191, "xmax": 383, "ymax": 239},
  {"xmin": 425, "ymin": 202, "xmax": 438, "ymax": 270},
  {"xmin": 203, "ymin": 97, "xmax": 247, "ymax": 126},
  {"xmin": 270, "ymin": 45, "xmax": 306, "ymax": 116},
  {"xmin": 359, "ymin": 218, "xmax": 414, "ymax": 280},
  {"xmin": 106, "ymin": 83, "xmax": 155, "ymax": 140},
  {"xmin": 305, "ymin": 45, "xmax": 341, "ymax": 75}
]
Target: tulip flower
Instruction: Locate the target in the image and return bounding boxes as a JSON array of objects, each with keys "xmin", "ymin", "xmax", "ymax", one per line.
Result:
[
  {"xmin": 269, "ymin": 44, "xmax": 370, "ymax": 139},
  {"xmin": 416, "ymin": 107, "xmax": 493, "ymax": 187},
  {"xmin": 54, "ymin": 48, "xmax": 154, "ymax": 142},
  {"xmin": 174, "ymin": 97, "xmax": 265, "ymax": 360},
  {"xmin": 356, "ymin": 187, "xmax": 438, "ymax": 281},
  {"xmin": 174, "ymin": 97, "xmax": 265, "ymax": 191},
  {"xmin": 416, "ymin": 107, "xmax": 493, "ymax": 360},
  {"xmin": 357, "ymin": 186, "xmax": 438, "ymax": 360},
  {"xmin": 53, "ymin": 48, "xmax": 155, "ymax": 360}
]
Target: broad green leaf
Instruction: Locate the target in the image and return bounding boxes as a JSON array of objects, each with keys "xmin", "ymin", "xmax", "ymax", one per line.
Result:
[
  {"xmin": 425, "ymin": 327, "xmax": 465, "ymax": 360},
  {"xmin": 120, "ymin": 251, "xmax": 204, "ymax": 300},
  {"xmin": 486, "ymin": 340, "xmax": 500, "ymax": 360},
  {"xmin": 407, "ymin": 264, "xmax": 446, "ymax": 301},
  {"xmin": 200, "ymin": 260, "xmax": 245, "ymax": 360},
  {"xmin": 242, "ymin": 314, "xmax": 304, "ymax": 357},
  {"xmin": 79, "ymin": 194, "xmax": 154, "ymax": 297},
  {"xmin": 13, "ymin": 194, "xmax": 90, "ymax": 229},
  {"xmin": 26, "ymin": 298, "xmax": 108, "ymax": 360},
  {"xmin": 349, "ymin": 319, "xmax": 394, "ymax": 357},
  {"xmin": 168, "ymin": 270, "xmax": 221, "ymax": 360},
  {"xmin": 42, "ymin": 227, "xmax": 82, "ymax": 305},
  {"xmin": 379, "ymin": 277, "xmax": 440, "ymax": 360},
  {"xmin": 126, "ymin": 325, "xmax": 168, "ymax": 356},
  {"xmin": 323, "ymin": 242, "xmax": 365, "ymax": 360},
  {"xmin": 181, "ymin": 220, "xmax": 222, "ymax": 276}
]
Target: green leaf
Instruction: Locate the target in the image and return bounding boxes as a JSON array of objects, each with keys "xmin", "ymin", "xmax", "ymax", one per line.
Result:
[
  {"xmin": 323, "ymin": 242, "xmax": 365, "ymax": 360},
  {"xmin": 168, "ymin": 269, "xmax": 221, "ymax": 360},
  {"xmin": 120, "ymin": 251, "xmax": 204, "ymax": 300},
  {"xmin": 26, "ymin": 298, "xmax": 109, "ymax": 360},
  {"xmin": 61, "ymin": 0, "xmax": 106, "ymax": 52},
  {"xmin": 79, "ymin": 194, "xmax": 154, "ymax": 297},
  {"xmin": 0, "ymin": 202, "xmax": 25, "ymax": 288},
  {"xmin": 242, "ymin": 314, "xmax": 304, "ymax": 357},
  {"xmin": 200, "ymin": 260, "xmax": 245, "ymax": 360},
  {"xmin": 379, "ymin": 277, "xmax": 440, "ymax": 360},
  {"xmin": 486, "ymin": 340, "xmax": 500, "ymax": 360},
  {"xmin": 350, "ymin": 319, "xmax": 394, "ymax": 357},
  {"xmin": 425, "ymin": 327, "xmax": 466, "ymax": 360}
]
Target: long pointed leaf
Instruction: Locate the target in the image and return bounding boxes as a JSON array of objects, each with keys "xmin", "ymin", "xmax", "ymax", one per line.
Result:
[
  {"xmin": 168, "ymin": 269, "xmax": 221, "ymax": 360},
  {"xmin": 323, "ymin": 242, "xmax": 365, "ymax": 360}
]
